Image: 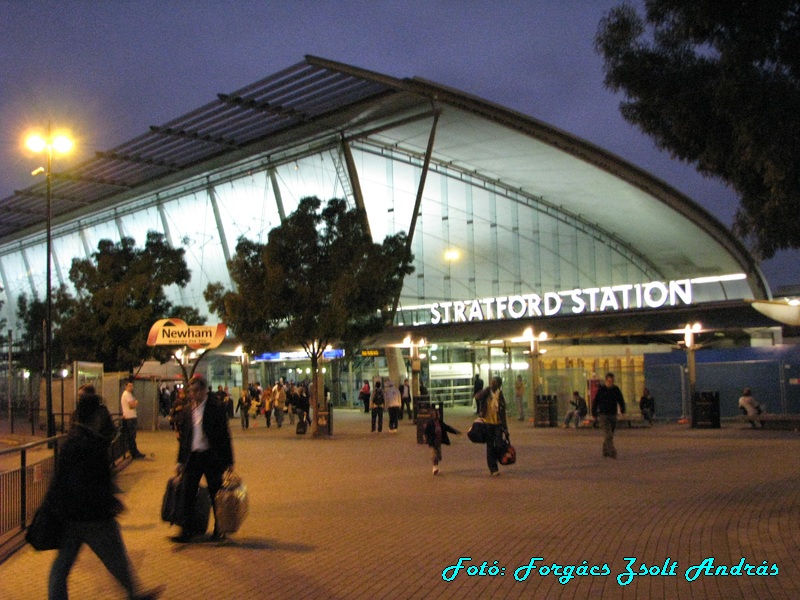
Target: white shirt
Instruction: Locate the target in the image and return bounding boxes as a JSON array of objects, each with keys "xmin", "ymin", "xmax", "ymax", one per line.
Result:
[
  {"xmin": 191, "ymin": 398, "xmax": 211, "ymax": 452},
  {"xmin": 120, "ymin": 389, "xmax": 137, "ymax": 419}
]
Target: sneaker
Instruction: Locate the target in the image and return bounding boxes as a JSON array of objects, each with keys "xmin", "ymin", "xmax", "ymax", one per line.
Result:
[
  {"xmin": 432, "ymin": 466, "xmax": 439, "ymax": 475},
  {"xmin": 491, "ymin": 470, "xmax": 500, "ymax": 477}
]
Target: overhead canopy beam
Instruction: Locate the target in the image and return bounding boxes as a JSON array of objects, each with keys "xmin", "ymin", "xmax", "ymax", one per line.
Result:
[
  {"xmin": 389, "ymin": 106, "xmax": 440, "ymax": 322},
  {"xmin": 149, "ymin": 124, "xmax": 241, "ymax": 150},
  {"xmin": 96, "ymin": 150, "xmax": 181, "ymax": 172}
]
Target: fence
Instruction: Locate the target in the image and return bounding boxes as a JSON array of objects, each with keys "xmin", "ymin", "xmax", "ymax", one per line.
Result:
[
  {"xmin": 645, "ymin": 359, "xmax": 800, "ymax": 420},
  {"xmin": 0, "ymin": 416, "xmax": 131, "ymax": 563}
]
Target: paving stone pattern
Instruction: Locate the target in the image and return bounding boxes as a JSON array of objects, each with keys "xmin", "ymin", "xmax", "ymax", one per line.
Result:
[{"xmin": 1, "ymin": 407, "xmax": 798, "ymax": 599}]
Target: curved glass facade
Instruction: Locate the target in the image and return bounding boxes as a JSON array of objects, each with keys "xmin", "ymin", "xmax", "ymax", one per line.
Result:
[{"xmin": 0, "ymin": 140, "xmax": 756, "ymax": 329}]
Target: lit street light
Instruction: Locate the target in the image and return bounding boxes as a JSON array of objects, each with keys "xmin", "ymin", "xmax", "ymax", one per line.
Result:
[
  {"xmin": 522, "ymin": 327, "xmax": 547, "ymax": 418},
  {"xmin": 26, "ymin": 124, "xmax": 73, "ymax": 439}
]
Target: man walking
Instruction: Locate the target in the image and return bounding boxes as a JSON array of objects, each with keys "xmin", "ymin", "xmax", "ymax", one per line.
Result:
[
  {"xmin": 591, "ymin": 372, "xmax": 626, "ymax": 459},
  {"xmin": 172, "ymin": 373, "xmax": 234, "ymax": 542},
  {"xmin": 120, "ymin": 380, "xmax": 146, "ymax": 459}
]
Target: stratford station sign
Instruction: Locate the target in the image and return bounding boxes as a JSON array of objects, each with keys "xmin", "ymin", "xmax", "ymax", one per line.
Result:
[{"xmin": 427, "ymin": 274, "xmax": 747, "ymax": 325}]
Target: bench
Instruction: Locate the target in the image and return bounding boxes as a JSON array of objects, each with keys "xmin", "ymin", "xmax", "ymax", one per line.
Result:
[{"xmin": 735, "ymin": 414, "xmax": 800, "ymax": 431}]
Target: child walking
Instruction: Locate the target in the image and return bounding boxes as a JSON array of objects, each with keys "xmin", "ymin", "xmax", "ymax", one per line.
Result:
[{"xmin": 423, "ymin": 408, "xmax": 460, "ymax": 475}]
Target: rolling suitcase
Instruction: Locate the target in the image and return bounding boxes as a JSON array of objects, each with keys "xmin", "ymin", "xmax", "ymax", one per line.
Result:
[{"xmin": 161, "ymin": 473, "xmax": 212, "ymax": 534}]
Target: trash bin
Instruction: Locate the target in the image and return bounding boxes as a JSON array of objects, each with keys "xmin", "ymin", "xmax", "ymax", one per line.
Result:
[
  {"xmin": 316, "ymin": 406, "xmax": 333, "ymax": 436},
  {"xmin": 535, "ymin": 394, "xmax": 558, "ymax": 427},
  {"xmin": 414, "ymin": 396, "xmax": 442, "ymax": 443},
  {"xmin": 691, "ymin": 391, "xmax": 720, "ymax": 428}
]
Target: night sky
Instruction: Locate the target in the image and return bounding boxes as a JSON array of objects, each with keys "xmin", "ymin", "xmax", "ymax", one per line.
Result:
[{"xmin": 1, "ymin": 0, "xmax": 797, "ymax": 292}]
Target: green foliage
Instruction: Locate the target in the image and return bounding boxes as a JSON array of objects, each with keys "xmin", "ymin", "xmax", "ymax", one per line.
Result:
[
  {"xmin": 14, "ymin": 286, "xmax": 71, "ymax": 373},
  {"xmin": 205, "ymin": 196, "xmax": 414, "ymax": 358},
  {"xmin": 596, "ymin": 0, "xmax": 800, "ymax": 258},
  {"xmin": 55, "ymin": 232, "xmax": 203, "ymax": 372}
]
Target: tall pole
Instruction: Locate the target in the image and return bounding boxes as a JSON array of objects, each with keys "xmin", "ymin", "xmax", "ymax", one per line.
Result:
[
  {"xmin": 7, "ymin": 329, "xmax": 12, "ymax": 434},
  {"xmin": 45, "ymin": 123, "xmax": 55, "ymax": 439}
]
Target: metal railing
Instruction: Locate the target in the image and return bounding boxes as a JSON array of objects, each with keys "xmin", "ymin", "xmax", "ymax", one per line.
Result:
[{"xmin": 0, "ymin": 434, "xmax": 66, "ymax": 560}]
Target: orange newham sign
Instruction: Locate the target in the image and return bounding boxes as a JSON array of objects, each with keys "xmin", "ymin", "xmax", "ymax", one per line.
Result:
[{"xmin": 147, "ymin": 318, "xmax": 227, "ymax": 350}]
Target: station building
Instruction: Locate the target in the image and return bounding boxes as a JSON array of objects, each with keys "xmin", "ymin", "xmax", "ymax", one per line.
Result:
[{"xmin": 1, "ymin": 56, "xmax": 794, "ymax": 421}]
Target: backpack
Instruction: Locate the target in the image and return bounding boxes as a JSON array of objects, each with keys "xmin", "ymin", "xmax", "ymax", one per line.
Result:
[{"xmin": 373, "ymin": 389, "xmax": 384, "ymax": 406}]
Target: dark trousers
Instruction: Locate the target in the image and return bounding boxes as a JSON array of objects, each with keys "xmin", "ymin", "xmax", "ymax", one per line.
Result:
[
  {"xmin": 388, "ymin": 406, "xmax": 400, "ymax": 430},
  {"xmin": 401, "ymin": 397, "xmax": 412, "ymax": 420},
  {"xmin": 371, "ymin": 407, "xmax": 384, "ymax": 432},
  {"xmin": 485, "ymin": 423, "xmax": 503, "ymax": 473},
  {"xmin": 49, "ymin": 518, "xmax": 136, "ymax": 599},
  {"xmin": 121, "ymin": 418, "xmax": 141, "ymax": 457},
  {"xmin": 599, "ymin": 414, "xmax": 618, "ymax": 458},
  {"xmin": 182, "ymin": 450, "xmax": 224, "ymax": 535}
]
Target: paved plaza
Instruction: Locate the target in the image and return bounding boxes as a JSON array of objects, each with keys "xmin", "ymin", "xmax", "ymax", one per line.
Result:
[{"xmin": 1, "ymin": 406, "xmax": 799, "ymax": 599}]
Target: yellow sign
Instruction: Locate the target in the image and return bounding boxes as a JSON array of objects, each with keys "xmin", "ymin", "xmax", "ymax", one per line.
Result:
[{"xmin": 147, "ymin": 318, "xmax": 227, "ymax": 349}]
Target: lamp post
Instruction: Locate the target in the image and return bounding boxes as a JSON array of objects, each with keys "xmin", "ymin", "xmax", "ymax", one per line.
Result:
[
  {"xmin": 26, "ymin": 124, "xmax": 73, "ymax": 439},
  {"xmin": 683, "ymin": 322, "xmax": 702, "ymax": 422},
  {"xmin": 523, "ymin": 327, "xmax": 547, "ymax": 419}
]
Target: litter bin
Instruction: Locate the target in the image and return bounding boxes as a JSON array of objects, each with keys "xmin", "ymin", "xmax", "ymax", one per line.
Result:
[
  {"xmin": 316, "ymin": 405, "xmax": 333, "ymax": 436},
  {"xmin": 691, "ymin": 391, "xmax": 720, "ymax": 428},
  {"xmin": 534, "ymin": 394, "xmax": 558, "ymax": 427},
  {"xmin": 414, "ymin": 396, "xmax": 442, "ymax": 443}
]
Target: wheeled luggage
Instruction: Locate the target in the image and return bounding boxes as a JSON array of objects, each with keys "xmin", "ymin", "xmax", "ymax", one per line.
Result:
[{"xmin": 161, "ymin": 473, "xmax": 212, "ymax": 534}]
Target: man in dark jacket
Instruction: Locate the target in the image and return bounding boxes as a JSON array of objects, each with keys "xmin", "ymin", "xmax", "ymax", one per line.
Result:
[
  {"xmin": 591, "ymin": 372, "xmax": 626, "ymax": 459},
  {"xmin": 173, "ymin": 374, "xmax": 234, "ymax": 542}
]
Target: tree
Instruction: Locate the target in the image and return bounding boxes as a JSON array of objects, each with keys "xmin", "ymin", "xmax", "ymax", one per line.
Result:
[
  {"xmin": 205, "ymin": 196, "xmax": 414, "ymax": 434},
  {"xmin": 596, "ymin": 0, "xmax": 800, "ymax": 258},
  {"xmin": 57, "ymin": 232, "xmax": 204, "ymax": 373},
  {"xmin": 15, "ymin": 286, "xmax": 72, "ymax": 375}
]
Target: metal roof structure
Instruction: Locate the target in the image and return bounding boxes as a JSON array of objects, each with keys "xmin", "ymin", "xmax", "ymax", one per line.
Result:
[
  {"xmin": 0, "ymin": 55, "xmax": 770, "ymax": 303},
  {"xmin": 2, "ymin": 58, "xmax": 397, "ymax": 240}
]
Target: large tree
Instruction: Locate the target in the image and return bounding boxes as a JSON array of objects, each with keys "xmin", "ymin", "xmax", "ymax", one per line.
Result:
[
  {"xmin": 57, "ymin": 232, "xmax": 204, "ymax": 372},
  {"xmin": 205, "ymin": 196, "xmax": 414, "ymax": 434},
  {"xmin": 596, "ymin": 0, "xmax": 800, "ymax": 258},
  {"xmin": 15, "ymin": 286, "xmax": 72, "ymax": 375}
]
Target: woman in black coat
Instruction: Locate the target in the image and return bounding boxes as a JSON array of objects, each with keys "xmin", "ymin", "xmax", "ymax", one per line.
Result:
[{"xmin": 48, "ymin": 387, "xmax": 163, "ymax": 600}]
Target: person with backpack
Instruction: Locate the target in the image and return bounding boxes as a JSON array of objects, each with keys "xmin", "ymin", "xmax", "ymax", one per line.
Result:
[{"xmin": 370, "ymin": 380, "xmax": 385, "ymax": 433}]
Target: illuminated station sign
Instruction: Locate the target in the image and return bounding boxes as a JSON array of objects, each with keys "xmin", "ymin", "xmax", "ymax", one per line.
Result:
[{"xmin": 422, "ymin": 275, "xmax": 747, "ymax": 325}]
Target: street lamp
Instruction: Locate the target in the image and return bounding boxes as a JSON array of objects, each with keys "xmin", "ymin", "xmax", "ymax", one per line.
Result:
[
  {"xmin": 683, "ymin": 322, "xmax": 702, "ymax": 423},
  {"xmin": 25, "ymin": 124, "xmax": 73, "ymax": 439},
  {"xmin": 522, "ymin": 327, "xmax": 547, "ymax": 418}
]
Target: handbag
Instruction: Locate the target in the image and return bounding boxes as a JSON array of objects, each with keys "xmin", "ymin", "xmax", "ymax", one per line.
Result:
[
  {"xmin": 26, "ymin": 495, "xmax": 64, "ymax": 551},
  {"xmin": 214, "ymin": 470, "xmax": 249, "ymax": 534},
  {"xmin": 498, "ymin": 429, "xmax": 516, "ymax": 465},
  {"xmin": 467, "ymin": 418, "xmax": 487, "ymax": 444}
]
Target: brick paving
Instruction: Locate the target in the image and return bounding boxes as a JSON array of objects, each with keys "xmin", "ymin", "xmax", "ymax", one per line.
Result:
[{"xmin": 2, "ymin": 407, "xmax": 799, "ymax": 599}]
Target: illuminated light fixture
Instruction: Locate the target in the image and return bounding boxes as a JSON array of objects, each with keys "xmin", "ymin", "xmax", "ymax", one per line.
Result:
[
  {"xmin": 689, "ymin": 273, "xmax": 746, "ymax": 284},
  {"xmin": 747, "ymin": 299, "xmax": 800, "ymax": 326},
  {"xmin": 444, "ymin": 248, "xmax": 460, "ymax": 261}
]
